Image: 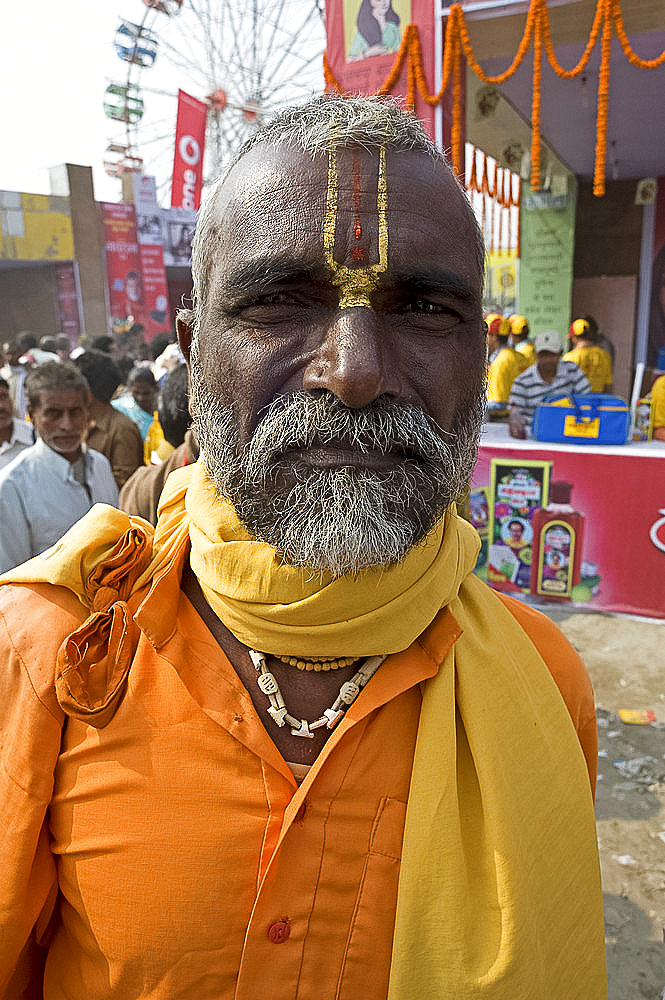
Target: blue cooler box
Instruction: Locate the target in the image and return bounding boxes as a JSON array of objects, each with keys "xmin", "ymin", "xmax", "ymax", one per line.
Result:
[{"xmin": 531, "ymin": 393, "xmax": 630, "ymax": 445}]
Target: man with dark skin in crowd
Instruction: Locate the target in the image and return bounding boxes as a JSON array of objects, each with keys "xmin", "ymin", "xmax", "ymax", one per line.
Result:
[
  {"xmin": 0, "ymin": 96, "xmax": 605, "ymax": 1000},
  {"xmin": 73, "ymin": 349, "xmax": 145, "ymax": 489},
  {"xmin": 119, "ymin": 362, "xmax": 198, "ymax": 523},
  {"xmin": 0, "ymin": 376, "xmax": 33, "ymax": 469},
  {"xmin": 0, "ymin": 361, "xmax": 117, "ymax": 572},
  {"xmin": 508, "ymin": 329, "xmax": 591, "ymax": 438}
]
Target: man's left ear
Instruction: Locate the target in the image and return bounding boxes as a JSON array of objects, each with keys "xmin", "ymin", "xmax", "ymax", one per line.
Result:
[{"xmin": 176, "ymin": 311, "xmax": 194, "ymax": 364}]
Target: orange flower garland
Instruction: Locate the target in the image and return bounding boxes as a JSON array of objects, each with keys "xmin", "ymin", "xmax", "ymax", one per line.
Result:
[
  {"xmin": 468, "ymin": 147, "xmax": 521, "ymax": 254},
  {"xmin": 324, "ymin": 0, "xmax": 665, "ymax": 197},
  {"xmin": 611, "ymin": 0, "xmax": 665, "ymax": 70},
  {"xmin": 594, "ymin": 0, "xmax": 613, "ymax": 196},
  {"xmin": 530, "ymin": 2, "xmax": 543, "ymax": 192}
]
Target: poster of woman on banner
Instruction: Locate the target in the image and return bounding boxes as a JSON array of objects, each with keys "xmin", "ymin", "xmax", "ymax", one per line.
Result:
[{"xmin": 346, "ymin": 0, "xmax": 407, "ymax": 61}]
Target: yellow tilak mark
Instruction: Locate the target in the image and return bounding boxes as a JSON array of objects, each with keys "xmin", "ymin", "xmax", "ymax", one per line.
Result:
[{"xmin": 324, "ymin": 145, "xmax": 388, "ymax": 309}]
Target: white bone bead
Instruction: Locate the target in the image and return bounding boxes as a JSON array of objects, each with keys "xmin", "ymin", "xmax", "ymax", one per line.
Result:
[
  {"xmin": 291, "ymin": 719, "xmax": 314, "ymax": 738},
  {"xmin": 267, "ymin": 706, "xmax": 288, "ymax": 727},
  {"xmin": 249, "ymin": 649, "xmax": 266, "ymax": 670},
  {"xmin": 324, "ymin": 708, "xmax": 345, "ymax": 728},
  {"xmin": 258, "ymin": 672, "xmax": 279, "ymax": 695},
  {"xmin": 339, "ymin": 681, "xmax": 360, "ymax": 704}
]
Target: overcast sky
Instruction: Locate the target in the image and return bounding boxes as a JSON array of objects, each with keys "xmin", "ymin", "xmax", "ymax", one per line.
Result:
[
  {"xmin": 2, "ymin": 1, "xmax": 139, "ymax": 202},
  {"xmin": 2, "ymin": 0, "xmax": 326, "ymax": 205}
]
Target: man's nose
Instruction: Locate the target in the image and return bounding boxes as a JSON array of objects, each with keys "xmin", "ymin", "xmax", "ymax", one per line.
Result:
[
  {"xmin": 302, "ymin": 307, "xmax": 401, "ymax": 409},
  {"xmin": 59, "ymin": 410, "xmax": 76, "ymax": 430}
]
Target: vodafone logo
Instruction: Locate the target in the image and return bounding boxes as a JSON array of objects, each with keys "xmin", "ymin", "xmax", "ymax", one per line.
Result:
[
  {"xmin": 650, "ymin": 508, "xmax": 665, "ymax": 553},
  {"xmin": 177, "ymin": 134, "xmax": 201, "ymax": 210},
  {"xmin": 179, "ymin": 135, "xmax": 201, "ymax": 167}
]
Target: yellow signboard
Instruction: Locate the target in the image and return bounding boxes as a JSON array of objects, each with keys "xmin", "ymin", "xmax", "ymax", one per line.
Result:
[
  {"xmin": 0, "ymin": 192, "xmax": 74, "ymax": 261},
  {"xmin": 485, "ymin": 249, "xmax": 517, "ymax": 313}
]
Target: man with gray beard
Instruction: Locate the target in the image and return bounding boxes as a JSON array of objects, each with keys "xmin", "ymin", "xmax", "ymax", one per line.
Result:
[{"xmin": 0, "ymin": 96, "xmax": 605, "ymax": 1000}]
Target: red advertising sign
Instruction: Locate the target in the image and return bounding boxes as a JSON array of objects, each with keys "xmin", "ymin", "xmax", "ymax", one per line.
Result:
[
  {"xmin": 325, "ymin": 0, "xmax": 437, "ymax": 139},
  {"xmin": 54, "ymin": 261, "xmax": 83, "ymax": 343},
  {"xmin": 101, "ymin": 202, "xmax": 145, "ymax": 331},
  {"xmin": 138, "ymin": 243, "xmax": 171, "ymax": 339},
  {"xmin": 171, "ymin": 89, "xmax": 208, "ymax": 211}
]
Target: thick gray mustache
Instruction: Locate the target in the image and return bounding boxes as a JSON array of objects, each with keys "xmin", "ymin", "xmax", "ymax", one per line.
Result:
[{"xmin": 243, "ymin": 391, "xmax": 456, "ymax": 476}]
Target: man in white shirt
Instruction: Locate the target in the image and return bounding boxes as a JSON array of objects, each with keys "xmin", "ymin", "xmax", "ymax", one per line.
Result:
[
  {"xmin": 508, "ymin": 329, "xmax": 591, "ymax": 438},
  {"xmin": 0, "ymin": 339, "xmax": 29, "ymax": 419},
  {"xmin": 0, "ymin": 378, "xmax": 33, "ymax": 469},
  {"xmin": 0, "ymin": 362, "xmax": 118, "ymax": 572}
]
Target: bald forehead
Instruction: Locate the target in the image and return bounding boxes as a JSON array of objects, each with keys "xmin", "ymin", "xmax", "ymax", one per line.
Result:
[
  {"xmin": 217, "ymin": 143, "xmax": 473, "ymax": 233},
  {"xmin": 198, "ymin": 142, "xmax": 483, "ymax": 298}
]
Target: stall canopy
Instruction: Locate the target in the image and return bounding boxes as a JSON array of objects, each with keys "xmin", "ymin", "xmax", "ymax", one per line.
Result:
[{"xmin": 458, "ymin": 0, "xmax": 665, "ymax": 188}]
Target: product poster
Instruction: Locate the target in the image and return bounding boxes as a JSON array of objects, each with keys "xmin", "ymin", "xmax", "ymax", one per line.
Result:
[
  {"xmin": 518, "ymin": 178, "xmax": 577, "ymax": 338},
  {"xmin": 487, "ymin": 459, "xmax": 551, "ymax": 593},
  {"xmin": 138, "ymin": 244, "xmax": 171, "ymax": 339},
  {"xmin": 468, "ymin": 486, "xmax": 490, "ymax": 570},
  {"xmin": 100, "ymin": 202, "xmax": 145, "ymax": 332},
  {"xmin": 473, "ymin": 436, "xmax": 665, "ymax": 619},
  {"xmin": 485, "ymin": 249, "xmax": 518, "ymax": 315},
  {"xmin": 171, "ymin": 90, "xmax": 207, "ymax": 211},
  {"xmin": 53, "ymin": 261, "xmax": 83, "ymax": 343},
  {"xmin": 325, "ymin": 0, "xmax": 436, "ymax": 139},
  {"xmin": 162, "ymin": 208, "xmax": 197, "ymax": 267}
]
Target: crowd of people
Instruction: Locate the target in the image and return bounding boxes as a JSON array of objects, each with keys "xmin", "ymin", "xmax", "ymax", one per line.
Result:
[
  {"xmin": 484, "ymin": 310, "xmax": 622, "ymax": 437},
  {"xmin": 0, "ymin": 329, "xmax": 193, "ymax": 572},
  {"xmin": 2, "ymin": 300, "xmax": 660, "ymax": 571}
]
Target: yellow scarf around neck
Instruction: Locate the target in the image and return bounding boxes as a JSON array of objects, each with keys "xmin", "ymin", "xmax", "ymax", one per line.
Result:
[
  {"xmin": 178, "ymin": 460, "xmax": 480, "ymax": 657},
  {"xmin": 0, "ymin": 461, "xmax": 606, "ymax": 998},
  {"xmin": 388, "ymin": 572, "xmax": 606, "ymax": 998}
]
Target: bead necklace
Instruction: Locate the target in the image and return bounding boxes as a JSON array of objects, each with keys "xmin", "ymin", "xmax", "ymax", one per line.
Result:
[
  {"xmin": 272, "ymin": 653, "xmax": 360, "ymax": 672},
  {"xmin": 249, "ymin": 649, "xmax": 386, "ymax": 739}
]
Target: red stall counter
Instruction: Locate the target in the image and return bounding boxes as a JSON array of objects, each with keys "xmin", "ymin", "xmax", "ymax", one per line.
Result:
[{"xmin": 471, "ymin": 423, "xmax": 665, "ymax": 620}]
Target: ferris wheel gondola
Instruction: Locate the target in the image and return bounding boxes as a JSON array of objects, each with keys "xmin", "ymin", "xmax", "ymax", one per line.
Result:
[{"xmin": 103, "ymin": 0, "xmax": 325, "ymax": 202}]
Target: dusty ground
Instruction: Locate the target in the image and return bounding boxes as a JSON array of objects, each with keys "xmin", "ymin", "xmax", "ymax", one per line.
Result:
[{"xmin": 546, "ymin": 610, "xmax": 665, "ymax": 1000}]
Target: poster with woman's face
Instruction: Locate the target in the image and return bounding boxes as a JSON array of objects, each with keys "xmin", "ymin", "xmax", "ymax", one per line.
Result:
[{"xmin": 344, "ymin": 0, "xmax": 411, "ymax": 62}]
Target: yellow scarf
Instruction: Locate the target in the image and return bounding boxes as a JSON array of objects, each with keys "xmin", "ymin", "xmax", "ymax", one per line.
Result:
[
  {"xmin": 389, "ymin": 573, "xmax": 606, "ymax": 998},
  {"xmin": 0, "ymin": 463, "xmax": 606, "ymax": 998},
  {"xmin": 181, "ymin": 461, "xmax": 480, "ymax": 656}
]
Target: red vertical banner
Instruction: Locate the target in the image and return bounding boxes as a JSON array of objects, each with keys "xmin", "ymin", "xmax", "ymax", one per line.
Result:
[
  {"xmin": 53, "ymin": 261, "xmax": 83, "ymax": 343},
  {"xmin": 138, "ymin": 243, "xmax": 171, "ymax": 339},
  {"xmin": 324, "ymin": 0, "xmax": 436, "ymax": 138},
  {"xmin": 100, "ymin": 202, "xmax": 146, "ymax": 331},
  {"xmin": 129, "ymin": 173, "xmax": 173, "ymax": 340},
  {"xmin": 171, "ymin": 89, "xmax": 208, "ymax": 210}
]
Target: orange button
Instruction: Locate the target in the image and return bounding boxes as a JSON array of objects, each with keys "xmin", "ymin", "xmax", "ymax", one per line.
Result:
[{"xmin": 267, "ymin": 920, "xmax": 290, "ymax": 944}]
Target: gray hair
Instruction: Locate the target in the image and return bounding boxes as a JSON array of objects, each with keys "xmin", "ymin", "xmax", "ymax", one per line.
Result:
[
  {"xmin": 186, "ymin": 94, "xmax": 484, "ymax": 336},
  {"xmin": 25, "ymin": 361, "xmax": 89, "ymax": 411}
]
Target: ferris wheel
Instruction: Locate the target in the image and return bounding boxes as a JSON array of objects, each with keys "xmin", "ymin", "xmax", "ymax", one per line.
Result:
[{"xmin": 103, "ymin": 0, "xmax": 326, "ymax": 203}]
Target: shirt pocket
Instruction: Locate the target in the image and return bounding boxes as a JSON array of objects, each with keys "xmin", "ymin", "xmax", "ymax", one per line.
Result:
[{"xmin": 336, "ymin": 796, "xmax": 407, "ymax": 1000}]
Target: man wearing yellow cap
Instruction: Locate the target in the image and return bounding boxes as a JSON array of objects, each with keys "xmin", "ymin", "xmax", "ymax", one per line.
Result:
[
  {"xmin": 509, "ymin": 313, "xmax": 535, "ymax": 369},
  {"xmin": 564, "ymin": 318, "xmax": 613, "ymax": 392},
  {"xmin": 485, "ymin": 313, "xmax": 523, "ymax": 415},
  {"xmin": 0, "ymin": 97, "xmax": 606, "ymax": 1000}
]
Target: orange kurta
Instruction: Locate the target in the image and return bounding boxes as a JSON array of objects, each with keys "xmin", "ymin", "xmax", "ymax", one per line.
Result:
[{"xmin": 0, "ymin": 538, "xmax": 597, "ymax": 1000}]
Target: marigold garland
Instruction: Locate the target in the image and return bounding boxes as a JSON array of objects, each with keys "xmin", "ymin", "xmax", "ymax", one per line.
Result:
[
  {"xmin": 324, "ymin": 0, "xmax": 665, "ymax": 198},
  {"xmin": 468, "ymin": 147, "xmax": 521, "ymax": 254},
  {"xmin": 594, "ymin": 0, "xmax": 613, "ymax": 196},
  {"xmin": 530, "ymin": 2, "xmax": 543, "ymax": 191}
]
